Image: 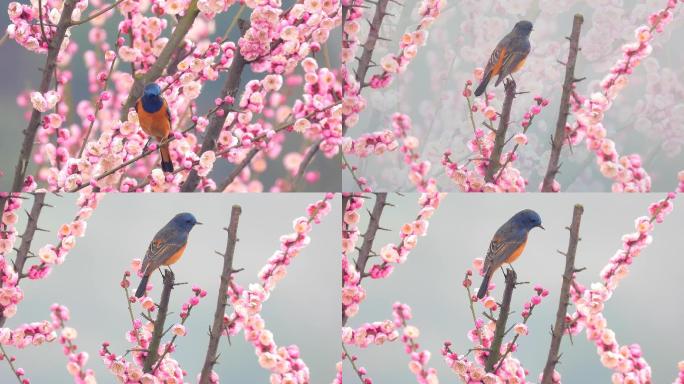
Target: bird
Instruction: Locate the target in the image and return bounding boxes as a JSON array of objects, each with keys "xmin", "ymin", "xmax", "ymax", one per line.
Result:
[
  {"xmin": 474, "ymin": 20, "xmax": 533, "ymax": 97},
  {"xmin": 476, "ymin": 209, "xmax": 543, "ymax": 299},
  {"xmin": 135, "ymin": 213, "xmax": 202, "ymax": 298},
  {"xmin": 136, "ymin": 83, "xmax": 175, "ymax": 172}
]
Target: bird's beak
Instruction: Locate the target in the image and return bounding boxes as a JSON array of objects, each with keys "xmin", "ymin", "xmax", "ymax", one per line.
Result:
[
  {"xmin": 538, "ymin": 224, "xmax": 545, "ymax": 230},
  {"xmin": 195, "ymin": 221, "xmax": 203, "ymax": 225}
]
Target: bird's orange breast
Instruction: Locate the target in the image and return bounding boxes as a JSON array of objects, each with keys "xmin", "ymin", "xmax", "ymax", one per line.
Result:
[
  {"xmin": 505, "ymin": 240, "xmax": 527, "ymax": 264},
  {"xmin": 512, "ymin": 57, "xmax": 527, "ymax": 73},
  {"xmin": 136, "ymin": 99, "xmax": 171, "ymax": 139},
  {"xmin": 163, "ymin": 244, "xmax": 187, "ymax": 266}
]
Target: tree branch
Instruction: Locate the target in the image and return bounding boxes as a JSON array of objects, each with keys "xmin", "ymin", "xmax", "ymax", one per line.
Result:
[
  {"xmin": 69, "ymin": 0, "xmax": 125, "ymax": 26},
  {"xmin": 484, "ymin": 268, "xmax": 517, "ymax": 372},
  {"xmin": 215, "ymin": 148, "xmax": 258, "ymax": 192},
  {"xmin": 343, "ymin": 0, "xmax": 390, "ymax": 135},
  {"xmin": 484, "ymin": 79, "xmax": 517, "ymax": 183},
  {"xmin": 8, "ymin": 0, "xmax": 78, "ymax": 193},
  {"xmin": 541, "ymin": 204, "xmax": 584, "ymax": 383},
  {"xmin": 142, "ymin": 269, "xmax": 175, "ymax": 373},
  {"xmin": 293, "ymin": 139, "xmax": 323, "ymax": 190},
  {"xmin": 119, "ymin": 0, "xmax": 200, "ymax": 121},
  {"xmin": 181, "ymin": 19, "xmax": 249, "ymax": 192},
  {"xmin": 199, "ymin": 205, "xmax": 242, "ymax": 383},
  {"xmin": 342, "ymin": 193, "xmax": 387, "ymax": 326},
  {"xmin": 0, "ymin": 193, "xmax": 47, "ymax": 327},
  {"xmin": 541, "ymin": 14, "xmax": 584, "ymax": 192},
  {"xmin": 355, "ymin": 0, "xmax": 389, "ymax": 90}
]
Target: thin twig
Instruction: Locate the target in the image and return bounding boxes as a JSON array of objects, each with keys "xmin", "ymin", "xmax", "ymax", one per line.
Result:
[
  {"xmin": 215, "ymin": 148, "xmax": 258, "ymax": 191},
  {"xmin": 342, "ymin": 343, "xmax": 367, "ymax": 384},
  {"xmin": 199, "ymin": 205, "xmax": 242, "ymax": 383},
  {"xmin": 542, "ymin": 14, "xmax": 584, "ymax": 192},
  {"xmin": 293, "ymin": 139, "xmax": 323, "ymax": 190},
  {"xmin": 541, "ymin": 204, "xmax": 584, "ymax": 383},
  {"xmin": 69, "ymin": 0, "xmax": 125, "ymax": 26},
  {"xmin": 0, "ymin": 344, "xmax": 24, "ymax": 383}
]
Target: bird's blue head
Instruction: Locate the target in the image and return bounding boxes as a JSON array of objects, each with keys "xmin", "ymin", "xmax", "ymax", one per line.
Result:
[
  {"xmin": 511, "ymin": 209, "xmax": 544, "ymax": 231},
  {"xmin": 141, "ymin": 83, "xmax": 163, "ymax": 112},
  {"xmin": 170, "ymin": 212, "xmax": 202, "ymax": 232},
  {"xmin": 513, "ymin": 20, "xmax": 534, "ymax": 36}
]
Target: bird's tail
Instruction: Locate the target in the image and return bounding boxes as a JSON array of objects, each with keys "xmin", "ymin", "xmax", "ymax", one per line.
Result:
[
  {"xmin": 159, "ymin": 135, "xmax": 174, "ymax": 173},
  {"xmin": 135, "ymin": 275, "xmax": 150, "ymax": 298},
  {"xmin": 474, "ymin": 71, "xmax": 492, "ymax": 97},
  {"xmin": 477, "ymin": 273, "xmax": 491, "ymax": 299}
]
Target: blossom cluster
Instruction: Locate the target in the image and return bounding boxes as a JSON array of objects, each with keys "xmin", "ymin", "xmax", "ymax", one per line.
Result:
[
  {"xmin": 342, "ymin": 0, "xmax": 445, "ymax": 177},
  {"xmin": 391, "ymin": 113, "xmax": 438, "ymax": 193},
  {"xmin": 568, "ymin": 193, "xmax": 675, "ymax": 383},
  {"xmin": 569, "ymin": 1, "xmax": 681, "ymax": 192},
  {"xmin": 219, "ymin": 194, "xmax": 333, "ymax": 384},
  {"xmin": 441, "ymin": 265, "xmax": 549, "ymax": 383},
  {"xmin": 441, "ymin": 84, "xmax": 549, "ymax": 193},
  {"xmin": 393, "ymin": 302, "xmax": 439, "ymax": 384},
  {"xmin": 342, "ymin": 191, "xmax": 442, "ymax": 324},
  {"xmin": 372, "ymin": 0, "xmax": 445, "ymax": 88},
  {"xmin": 0, "ymin": 303, "xmax": 96, "ymax": 383},
  {"xmin": 0, "ymin": 191, "xmax": 100, "ymax": 321},
  {"xmin": 341, "ymin": 303, "xmax": 438, "ymax": 384},
  {"xmin": 100, "ymin": 272, "xmax": 207, "ymax": 383}
]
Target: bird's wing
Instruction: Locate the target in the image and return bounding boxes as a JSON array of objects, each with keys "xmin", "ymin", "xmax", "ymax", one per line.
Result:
[
  {"xmin": 498, "ymin": 51, "xmax": 527, "ymax": 77},
  {"xmin": 141, "ymin": 226, "xmax": 186, "ymax": 275},
  {"xmin": 483, "ymin": 34, "xmax": 513, "ymax": 75},
  {"xmin": 483, "ymin": 230, "xmax": 526, "ymax": 275},
  {"xmin": 164, "ymin": 99, "xmax": 172, "ymax": 126}
]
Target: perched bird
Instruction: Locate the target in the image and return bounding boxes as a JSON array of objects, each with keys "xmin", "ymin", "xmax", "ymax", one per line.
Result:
[
  {"xmin": 474, "ymin": 20, "xmax": 533, "ymax": 97},
  {"xmin": 135, "ymin": 213, "xmax": 202, "ymax": 298},
  {"xmin": 477, "ymin": 209, "xmax": 543, "ymax": 299},
  {"xmin": 136, "ymin": 83, "xmax": 174, "ymax": 172}
]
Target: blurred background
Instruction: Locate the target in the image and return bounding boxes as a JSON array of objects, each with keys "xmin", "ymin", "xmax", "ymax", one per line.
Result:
[
  {"xmin": 1, "ymin": 193, "xmax": 340, "ymax": 382},
  {"xmin": 0, "ymin": 2, "xmax": 342, "ymax": 192},
  {"xmin": 344, "ymin": 0, "xmax": 684, "ymax": 192},
  {"xmin": 343, "ymin": 193, "xmax": 684, "ymax": 382}
]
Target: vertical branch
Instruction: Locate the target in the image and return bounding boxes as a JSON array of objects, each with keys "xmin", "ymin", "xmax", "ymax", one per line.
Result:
[
  {"xmin": 181, "ymin": 20, "xmax": 249, "ymax": 192},
  {"xmin": 541, "ymin": 14, "xmax": 584, "ymax": 192},
  {"xmin": 342, "ymin": 193, "xmax": 387, "ymax": 326},
  {"xmin": 484, "ymin": 268, "xmax": 517, "ymax": 372},
  {"xmin": 541, "ymin": 204, "xmax": 584, "ymax": 383},
  {"xmin": 142, "ymin": 269, "xmax": 175, "ymax": 373},
  {"xmin": 9, "ymin": 0, "xmax": 78, "ymax": 193},
  {"xmin": 485, "ymin": 80, "xmax": 517, "ymax": 183},
  {"xmin": 0, "ymin": 193, "xmax": 48, "ymax": 327},
  {"xmin": 119, "ymin": 0, "xmax": 200, "ymax": 120},
  {"xmin": 355, "ymin": 0, "xmax": 390, "ymax": 89},
  {"xmin": 343, "ymin": 0, "xmax": 391, "ymax": 135},
  {"xmin": 199, "ymin": 205, "xmax": 242, "ymax": 384}
]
